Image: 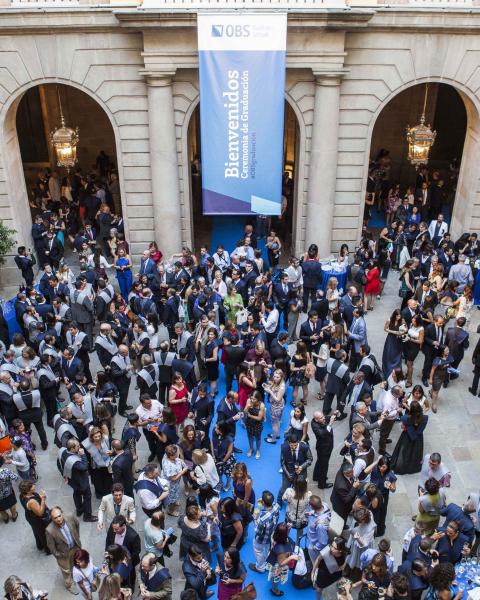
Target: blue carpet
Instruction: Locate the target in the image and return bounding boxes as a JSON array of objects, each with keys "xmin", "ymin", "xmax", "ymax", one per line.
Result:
[
  {"xmin": 208, "ymin": 356, "xmax": 317, "ymax": 598},
  {"xmin": 210, "ymin": 216, "xmax": 270, "ymax": 266}
]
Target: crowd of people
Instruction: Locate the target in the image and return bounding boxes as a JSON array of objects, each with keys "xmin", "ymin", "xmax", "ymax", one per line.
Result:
[{"xmin": 0, "ymin": 161, "xmax": 480, "ymax": 600}]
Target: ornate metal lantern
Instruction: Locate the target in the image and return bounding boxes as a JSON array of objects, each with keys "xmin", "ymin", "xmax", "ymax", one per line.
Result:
[
  {"xmin": 50, "ymin": 87, "xmax": 79, "ymax": 169},
  {"xmin": 406, "ymin": 84, "xmax": 436, "ymax": 167}
]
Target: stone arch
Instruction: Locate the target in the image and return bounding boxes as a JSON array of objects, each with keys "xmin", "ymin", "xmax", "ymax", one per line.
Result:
[
  {"xmin": 359, "ymin": 76, "xmax": 480, "ymax": 239},
  {"xmin": 175, "ymin": 73, "xmax": 310, "ymax": 253},
  {"xmin": 1, "ymin": 77, "xmax": 128, "ymax": 249}
]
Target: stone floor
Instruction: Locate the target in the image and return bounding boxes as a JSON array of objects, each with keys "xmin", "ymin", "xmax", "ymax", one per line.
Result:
[{"xmin": 2, "ymin": 272, "xmax": 480, "ymax": 597}]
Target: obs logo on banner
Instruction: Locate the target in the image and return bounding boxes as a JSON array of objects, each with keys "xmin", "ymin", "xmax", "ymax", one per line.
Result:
[{"xmin": 211, "ymin": 24, "xmax": 251, "ymax": 38}]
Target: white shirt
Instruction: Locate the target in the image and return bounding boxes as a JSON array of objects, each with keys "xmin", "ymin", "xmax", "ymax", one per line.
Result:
[
  {"xmin": 136, "ymin": 400, "xmax": 164, "ymax": 425},
  {"xmin": 382, "ymin": 391, "xmax": 400, "ymax": 420},
  {"xmin": 193, "ymin": 454, "xmax": 220, "ymax": 488},
  {"xmin": 135, "ymin": 473, "xmax": 170, "ymax": 510},
  {"xmin": 261, "ymin": 309, "xmax": 279, "ymax": 333},
  {"xmin": 11, "ymin": 447, "xmax": 30, "ymax": 472},
  {"xmin": 73, "ymin": 560, "xmax": 95, "ymax": 592}
]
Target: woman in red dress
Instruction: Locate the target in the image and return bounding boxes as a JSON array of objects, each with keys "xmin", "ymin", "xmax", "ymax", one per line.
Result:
[
  {"xmin": 237, "ymin": 362, "xmax": 256, "ymax": 411},
  {"xmin": 168, "ymin": 373, "xmax": 189, "ymax": 430},
  {"xmin": 364, "ymin": 259, "xmax": 381, "ymax": 311}
]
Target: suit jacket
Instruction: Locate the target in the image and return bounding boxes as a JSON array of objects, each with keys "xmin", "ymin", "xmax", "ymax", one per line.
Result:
[
  {"xmin": 280, "ymin": 441, "xmax": 313, "ymax": 479},
  {"xmin": 301, "ymin": 260, "xmax": 323, "ymax": 289},
  {"xmin": 98, "ymin": 493, "xmax": 136, "ymax": 528},
  {"xmin": 423, "ymin": 323, "xmax": 444, "ymax": 356},
  {"xmin": 111, "ymin": 450, "xmax": 134, "ymax": 496},
  {"xmin": 330, "ymin": 471, "xmax": 357, "ymax": 521},
  {"xmin": 445, "ymin": 326, "xmax": 469, "ymax": 363},
  {"xmin": 162, "ymin": 296, "xmax": 179, "ymax": 328},
  {"xmin": 341, "ymin": 380, "xmax": 372, "ymax": 408},
  {"xmin": 61, "ymin": 356, "xmax": 84, "ymax": 382},
  {"xmin": 340, "ymin": 295, "xmax": 355, "ymax": 327},
  {"xmin": 217, "ymin": 398, "xmax": 239, "ymax": 436},
  {"xmin": 349, "ymin": 317, "xmax": 368, "ymax": 353},
  {"xmin": 273, "ymin": 282, "xmax": 292, "ymax": 308},
  {"xmin": 223, "ymin": 345, "xmax": 247, "ymax": 375},
  {"xmin": 106, "ymin": 523, "xmax": 141, "ymax": 567},
  {"xmin": 46, "ymin": 514, "xmax": 81, "ymax": 558},
  {"xmin": 14, "ymin": 255, "xmax": 35, "ymax": 277},
  {"xmin": 43, "ymin": 237, "xmax": 64, "ymax": 263},
  {"xmin": 428, "ymin": 220, "xmax": 449, "ymax": 240},
  {"xmin": 401, "ymin": 306, "xmax": 418, "ymax": 328},
  {"xmin": 71, "ymin": 290, "xmax": 94, "ymax": 325},
  {"xmin": 414, "ymin": 288, "xmax": 438, "ymax": 307},
  {"xmin": 299, "ymin": 319, "xmax": 322, "ymax": 352},
  {"xmin": 139, "ymin": 258, "xmax": 157, "ymax": 281}
]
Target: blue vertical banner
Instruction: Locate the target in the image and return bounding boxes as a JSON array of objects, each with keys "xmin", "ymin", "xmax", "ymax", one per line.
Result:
[{"xmin": 198, "ymin": 13, "xmax": 287, "ymax": 216}]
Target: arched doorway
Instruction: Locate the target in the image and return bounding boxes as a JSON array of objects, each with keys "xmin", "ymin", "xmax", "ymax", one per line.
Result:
[
  {"xmin": 187, "ymin": 100, "xmax": 299, "ymax": 255},
  {"xmin": 4, "ymin": 82, "xmax": 123, "ymax": 252},
  {"xmin": 363, "ymin": 82, "xmax": 469, "ymax": 235}
]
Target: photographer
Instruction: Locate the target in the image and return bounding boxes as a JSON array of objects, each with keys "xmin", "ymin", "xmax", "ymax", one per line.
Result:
[{"xmin": 3, "ymin": 575, "xmax": 47, "ymax": 600}]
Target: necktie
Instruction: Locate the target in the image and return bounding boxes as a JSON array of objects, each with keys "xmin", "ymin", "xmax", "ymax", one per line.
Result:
[
  {"xmin": 114, "ymin": 503, "xmax": 120, "ymax": 515},
  {"xmin": 72, "ymin": 335, "xmax": 75, "ymax": 345}
]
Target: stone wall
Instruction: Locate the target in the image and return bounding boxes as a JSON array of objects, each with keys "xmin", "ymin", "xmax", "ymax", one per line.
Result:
[{"xmin": 0, "ymin": 21, "xmax": 152, "ymax": 283}]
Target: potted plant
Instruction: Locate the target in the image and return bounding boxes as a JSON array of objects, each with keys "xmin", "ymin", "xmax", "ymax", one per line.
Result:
[{"xmin": 0, "ymin": 221, "xmax": 17, "ymax": 285}]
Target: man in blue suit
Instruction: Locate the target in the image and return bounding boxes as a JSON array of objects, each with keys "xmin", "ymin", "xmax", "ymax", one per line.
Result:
[
  {"xmin": 277, "ymin": 435, "xmax": 313, "ymax": 504},
  {"xmin": 138, "ymin": 250, "xmax": 157, "ymax": 282},
  {"xmin": 299, "ymin": 310, "xmax": 322, "ymax": 353},
  {"xmin": 61, "ymin": 347, "xmax": 84, "ymax": 384},
  {"xmin": 274, "ymin": 272, "xmax": 292, "ymax": 330},
  {"xmin": 347, "ymin": 307, "xmax": 368, "ymax": 370}
]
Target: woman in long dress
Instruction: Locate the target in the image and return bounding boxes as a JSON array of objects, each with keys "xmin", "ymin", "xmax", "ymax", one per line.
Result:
[
  {"xmin": 391, "ymin": 401, "xmax": 428, "ymax": 475},
  {"xmin": 429, "ymin": 345, "xmax": 454, "ymax": 413},
  {"xmin": 404, "ymin": 314, "xmax": 425, "ymax": 388},
  {"xmin": 382, "ymin": 309, "xmax": 405, "ymax": 378}
]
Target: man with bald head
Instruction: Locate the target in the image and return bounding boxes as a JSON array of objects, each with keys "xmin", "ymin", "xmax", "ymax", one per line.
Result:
[
  {"xmin": 0, "ymin": 370, "xmax": 17, "ymax": 424},
  {"xmin": 311, "ymin": 411, "xmax": 336, "ymax": 489},
  {"xmin": 110, "ymin": 344, "xmax": 134, "ymax": 416}
]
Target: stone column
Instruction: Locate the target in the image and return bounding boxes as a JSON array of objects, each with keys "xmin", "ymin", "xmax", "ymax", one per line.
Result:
[
  {"xmin": 305, "ymin": 73, "xmax": 344, "ymax": 258},
  {"xmin": 145, "ymin": 73, "xmax": 182, "ymax": 257}
]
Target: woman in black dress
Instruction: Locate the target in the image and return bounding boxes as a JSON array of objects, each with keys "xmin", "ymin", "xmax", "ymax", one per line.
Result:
[
  {"xmin": 391, "ymin": 400, "xmax": 428, "ymax": 475},
  {"xmin": 370, "ymin": 457, "xmax": 397, "ymax": 537},
  {"xmin": 312, "ymin": 537, "xmax": 350, "ymax": 600},
  {"xmin": 405, "ymin": 314, "xmax": 424, "ymax": 388},
  {"xmin": 219, "ymin": 497, "xmax": 245, "ymax": 551},
  {"xmin": 204, "ymin": 328, "xmax": 219, "ymax": 398},
  {"xmin": 382, "ymin": 309, "xmax": 405, "ymax": 378},
  {"xmin": 18, "ymin": 480, "xmax": 50, "ymax": 554}
]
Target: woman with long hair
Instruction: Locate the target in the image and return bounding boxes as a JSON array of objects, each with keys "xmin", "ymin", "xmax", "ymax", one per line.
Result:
[
  {"xmin": 370, "ymin": 457, "xmax": 397, "ymax": 537},
  {"xmin": 244, "ymin": 391, "xmax": 266, "ymax": 459},
  {"xmin": 290, "ymin": 341, "xmax": 311, "ymax": 405},
  {"xmin": 264, "ymin": 369, "xmax": 286, "ymax": 444},
  {"xmin": 405, "ymin": 314, "xmax": 425, "ymax": 387},
  {"xmin": 266, "ymin": 522, "xmax": 299, "ymax": 597},
  {"xmin": 161, "ymin": 444, "xmax": 188, "ymax": 517},
  {"xmin": 82, "ymin": 426, "xmax": 112, "ymax": 499},
  {"xmin": 391, "ymin": 400, "xmax": 428, "ymax": 475},
  {"xmin": 382, "ymin": 309, "xmax": 405, "ymax": 378},
  {"xmin": 114, "ymin": 248, "xmax": 133, "ymax": 302},
  {"xmin": 104, "ymin": 544, "xmax": 132, "ymax": 589},
  {"xmin": 219, "ymin": 497, "xmax": 245, "ymax": 551},
  {"xmin": 356, "ymin": 553, "xmax": 391, "ymax": 600},
  {"xmin": 282, "ymin": 478, "xmax": 311, "ymax": 543},
  {"xmin": 364, "ymin": 260, "xmax": 381, "ymax": 311},
  {"xmin": 429, "ymin": 345, "xmax": 453, "ymax": 413},
  {"xmin": 98, "ymin": 573, "xmax": 131, "ymax": 600},
  {"xmin": 286, "ymin": 403, "xmax": 309, "ymax": 443},
  {"xmin": 168, "ymin": 372, "xmax": 189, "ymax": 429},
  {"xmin": 237, "ymin": 362, "xmax": 256, "ymax": 411},
  {"xmin": 211, "ymin": 421, "xmax": 236, "ymax": 492},
  {"xmin": 215, "ymin": 547, "xmax": 247, "ymax": 600},
  {"xmin": 399, "ymin": 259, "xmax": 415, "ymax": 310}
]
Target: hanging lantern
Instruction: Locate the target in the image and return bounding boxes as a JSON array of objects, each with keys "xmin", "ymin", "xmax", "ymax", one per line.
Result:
[
  {"xmin": 406, "ymin": 83, "xmax": 436, "ymax": 168},
  {"xmin": 50, "ymin": 87, "xmax": 79, "ymax": 169}
]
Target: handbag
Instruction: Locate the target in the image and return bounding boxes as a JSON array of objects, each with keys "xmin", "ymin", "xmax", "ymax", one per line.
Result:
[
  {"xmin": 236, "ymin": 308, "xmax": 249, "ymax": 326},
  {"xmin": 79, "ymin": 568, "xmax": 101, "ymax": 592},
  {"xmin": 0, "ymin": 417, "xmax": 11, "ymax": 453},
  {"xmin": 305, "ymin": 362, "xmax": 315, "ymax": 379}
]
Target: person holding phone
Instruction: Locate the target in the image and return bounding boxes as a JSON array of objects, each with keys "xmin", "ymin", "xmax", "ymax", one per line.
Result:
[{"xmin": 143, "ymin": 510, "xmax": 174, "ymax": 566}]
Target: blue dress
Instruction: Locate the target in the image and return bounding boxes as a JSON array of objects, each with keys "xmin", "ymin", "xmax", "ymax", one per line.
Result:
[
  {"xmin": 381, "ymin": 329, "xmax": 403, "ymax": 378},
  {"xmin": 116, "ymin": 256, "xmax": 132, "ymax": 301},
  {"xmin": 474, "ymin": 269, "xmax": 480, "ymax": 305}
]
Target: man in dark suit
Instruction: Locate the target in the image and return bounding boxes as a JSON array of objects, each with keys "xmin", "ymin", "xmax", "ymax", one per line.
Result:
[
  {"xmin": 39, "ymin": 264, "xmax": 56, "ymax": 297},
  {"xmin": 340, "ymin": 371, "xmax": 371, "ymax": 415},
  {"xmin": 401, "ymin": 299, "xmax": 419, "ymax": 328},
  {"xmin": 311, "ymin": 411, "xmax": 336, "ymax": 489},
  {"xmin": 339, "ymin": 286, "xmax": 358, "ymax": 328},
  {"xmin": 46, "ymin": 276, "xmax": 69, "ymax": 304},
  {"xmin": 310, "ymin": 290, "xmax": 329, "ymax": 325},
  {"xmin": 299, "ymin": 310, "xmax": 322, "ymax": 353},
  {"xmin": 162, "ymin": 289, "xmax": 180, "ymax": 337},
  {"xmin": 277, "ymin": 435, "xmax": 313, "ymax": 504},
  {"xmin": 414, "ymin": 280, "xmax": 437, "ymax": 309},
  {"xmin": 43, "ymin": 231, "xmax": 64, "ymax": 269},
  {"xmin": 217, "ymin": 390, "xmax": 243, "ymax": 452},
  {"xmin": 71, "ymin": 280, "xmax": 95, "ymax": 349},
  {"xmin": 223, "ymin": 334, "xmax": 246, "ymax": 393},
  {"xmin": 273, "ymin": 273, "xmax": 292, "ymax": 329},
  {"xmin": 106, "ymin": 515, "xmax": 141, "ymax": 588},
  {"xmin": 330, "ymin": 462, "xmax": 360, "ymax": 524},
  {"xmin": 301, "ymin": 259, "xmax": 323, "ymax": 311},
  {"xmin": 110, "ymin": 439, "xmax": 135, "ymax": 498},
  {"xmin": 61, "ymin": 347, "xmax": 84, "ymax": 384},
  {"xmin": 14, "ymin": 246, "xmax": 36, "ymax": 287},
  {"xmin": 269, "ymin": 332, "xmax": 290, "ymax": 376},
  {"xmin": 138, "ymin": 250, "xmax": 157, "ymax": 282},
  {"xmin": 445, "ymin": 317, "xmax": 469, "ymax": 381},
  {"xmin": 421, "ymin": 315, "xmax": 445, "ymax": 386},
  {"xmin": 34, "ymin": 295, "xmax": 54, "ymax": 321},
  {"xmin": 32, "ymin": 215, "xmax": 48, "ymax": 264}
]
